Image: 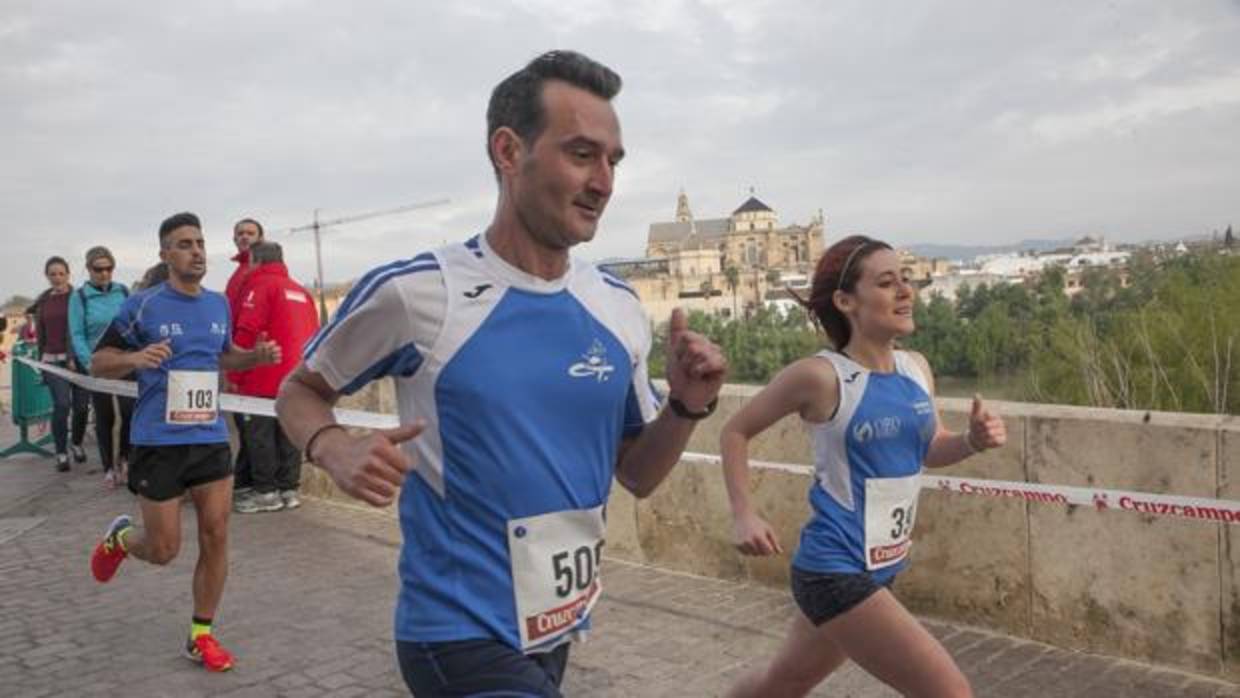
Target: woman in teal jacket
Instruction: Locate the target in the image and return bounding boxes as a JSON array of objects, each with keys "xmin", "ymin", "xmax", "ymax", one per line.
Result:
[{"xmin": 68, "ymin": 246, "xmax": 133, "ymax": 488}]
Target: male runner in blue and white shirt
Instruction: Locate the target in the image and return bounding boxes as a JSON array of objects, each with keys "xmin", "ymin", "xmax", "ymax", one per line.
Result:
[
  {"xmin": 89, "ymin": 212, "xmax": 281, "ymax": 673},
  {"xmin": 276, "ymin": 50, "xmax": 727, "ymax": 696}
]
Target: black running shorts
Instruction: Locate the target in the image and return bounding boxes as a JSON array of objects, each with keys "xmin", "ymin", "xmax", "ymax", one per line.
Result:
[
  {"xmin": 790, "ymin": 565, "xmax": 895, "ymax": 626},
  {"xmin": 127, "ymin": 443, "xmax": 232, "ymax": 502},
  {"xmin": 397, "ymin": 638, "xmax": 570, "ymax": 697}
]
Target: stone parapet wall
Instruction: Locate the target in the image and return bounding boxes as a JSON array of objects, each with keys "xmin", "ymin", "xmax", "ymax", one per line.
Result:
[{"xmin": 300, "ymin": 379, "xmax": 1240, "ymax": 678}]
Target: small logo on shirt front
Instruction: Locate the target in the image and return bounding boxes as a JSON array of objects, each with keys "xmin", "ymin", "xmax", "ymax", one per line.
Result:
[
  {"xmin": 853, "ymin": 416, "xmax": 901, "ymax": 443},
  {"xmin": 210, "ymin": 322, "xmax": 226, "ymax": 335},
  {"xmin": 463, "ymin": 283, "xmax": 493, "ymax": 299},
  {"xmin": 843, "ymin": 370, "xmax": 862, "ymax": 384},
  {"xmin": 158, "ymin": 323, "xmax": 184, "ymax": 337},
  {"xmin": 568, "ymin": 339, "xmax": 615, "ymax": 382}
]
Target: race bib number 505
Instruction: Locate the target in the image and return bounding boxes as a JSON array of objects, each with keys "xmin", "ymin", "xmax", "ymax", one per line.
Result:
[
  {"xmin": 864, "ymin": 475, "xmax": 921, "ymax": 571},
  {"xmin": 166, "ymin": 370, "xmax": 219, "ymax": 424},
  {"xmin": 507, "ymin": 505, "xmax": 605, "ymax": 650}
]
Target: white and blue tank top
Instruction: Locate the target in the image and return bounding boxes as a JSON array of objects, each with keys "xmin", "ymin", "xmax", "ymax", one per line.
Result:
[{"xmin": 792, "ymin": 350, "xmax": 936, "ymax": 583}]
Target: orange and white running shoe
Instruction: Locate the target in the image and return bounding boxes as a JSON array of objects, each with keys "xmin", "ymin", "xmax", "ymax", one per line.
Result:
[
  {"xmin": 90, "ymin": 514, "xmax": 132, "ymax": 582},
  {"xmin": 184, "ymin": 633, "xmax": 235, "ymax": 672}
]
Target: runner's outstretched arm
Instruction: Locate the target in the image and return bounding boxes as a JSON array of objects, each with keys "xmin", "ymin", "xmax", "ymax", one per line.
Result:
[
  {"xmin": 218, "ymin": 335, "xmax": 281, "ymax": 371},
  {"xmin": 276, "ymin": 363, "xmax": 425, "ymax": 507},
  {"xmin": 614, "ymin": 308, "xmax": 726, "ymax": 498},
  {"xmin": 721, "ymin": 358, "xmax": 838, "ymax": 556},
  {"xmin": 905, "ymin": 351, "xmax": 1006, "ymax": 468},
  {"xmin": 91, "ymin": 341, "xmax": 171, "ymax": 378},
  {"xmin": 274, "ymin": 364, "xmax": 340, "ymax": 446}
]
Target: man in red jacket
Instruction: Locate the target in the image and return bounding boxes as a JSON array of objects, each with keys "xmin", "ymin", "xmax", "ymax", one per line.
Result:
[
  {"xmin": 225, "ymin": 218, "xmax": 263, "ymax": 311},
  {"xmin": 227, "ymin": 218, "xmax": 264, "ymax": 495},
  {"xmin": 232, "ymin": 241, "xmax": 320, "ymax": 513}
]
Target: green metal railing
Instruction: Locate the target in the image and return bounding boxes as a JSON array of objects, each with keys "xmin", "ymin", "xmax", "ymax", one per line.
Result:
[{"xmin": 1, "ymin": 341, "xmax": 54, "ymax": 458}]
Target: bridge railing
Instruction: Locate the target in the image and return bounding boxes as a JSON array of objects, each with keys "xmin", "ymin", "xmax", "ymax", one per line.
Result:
[{"xmin": 306, "ymin": 380, "xmax": 1240, "ymax": 679}]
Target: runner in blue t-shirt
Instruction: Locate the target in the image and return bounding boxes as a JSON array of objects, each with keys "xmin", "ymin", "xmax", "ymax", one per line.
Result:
[
  {"xmin": 87, "ymin": 212, "xmax": 281, "ymax": 674},
  {"xmin": 720, "ymin": 236, "xmax": 1007, "ymax": 698},
  {"xmin": 275, "ymin": 51, "xmax": 728, "ymax": 697}
]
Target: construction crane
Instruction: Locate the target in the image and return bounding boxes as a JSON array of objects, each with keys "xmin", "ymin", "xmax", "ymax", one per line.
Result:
[{"xmin": 280, "ymin": 198, "xmax": 449, "ymax": 321}]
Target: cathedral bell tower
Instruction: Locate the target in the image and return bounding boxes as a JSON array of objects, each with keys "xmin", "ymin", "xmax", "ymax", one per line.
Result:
[{"xmin": 675, "ymin": 188, "xmax": 693, "ymax": 223}]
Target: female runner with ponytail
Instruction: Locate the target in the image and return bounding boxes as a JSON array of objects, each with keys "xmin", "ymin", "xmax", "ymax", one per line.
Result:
[{"xmin": 722, "ymin": 235, "xmax": 1006, "ymax": 698}]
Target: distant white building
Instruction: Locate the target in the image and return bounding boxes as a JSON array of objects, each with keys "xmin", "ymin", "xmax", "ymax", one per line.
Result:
[
  {"xmin": 764, "ymin": 297, "xmax": 805, "ymax": 317},
  {"xmin": 762, "ymin": 271, "xmax": 812, "ymax": 318},
  {"xmin": 978, "ymin": 254, "xmax": 1066, "ymax": 279},
  {"xmin": 1064, "ymin": 251, "xmax": 1130, "ymax": 268},
  {"xmin": 777, "ymin": 271, "xmax": 810, "ymax": 290},
  {"xmin": 921, "ymin": 271, "xmax": 1012, "ymax": 304},
  {"xmin": 975, "ymin": 249, "xmax": 1129, "ymax": 282},
  {"xmin": 1072, "ymin": 235, "xmax": 1110, "ymax": 253}
]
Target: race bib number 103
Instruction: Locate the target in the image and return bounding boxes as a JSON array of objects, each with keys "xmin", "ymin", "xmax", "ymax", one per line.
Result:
[{"xmin": 165, "ymin": 370, "xmax": 219, "ymax": 424}]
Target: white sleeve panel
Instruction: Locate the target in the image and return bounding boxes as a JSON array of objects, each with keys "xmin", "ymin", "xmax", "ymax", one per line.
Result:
[
  {"xmin": 627, "ymin": 305, "xmax": 661, "ymax": 425},
  {"xmin": 894, "ymin": 351, "xmax": 931, "ymax": 396},
  {"xmin": 304, "ymin": 258, "xmax": 446, "ymax": 394}
]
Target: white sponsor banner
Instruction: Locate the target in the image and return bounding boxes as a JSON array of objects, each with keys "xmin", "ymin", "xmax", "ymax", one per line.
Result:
[
  {"xmin": 925, "ymin": 475, "xmax": 1240, "ymax": 525},
  {"xmin": 17, "ymin": 356, "xmax": 399, "ymax": 430},
  {"xmin": 678, "ymin": 451, "xmax": 1240, "ymax": 525},
  {"xmin": 22, "ymin": 357, "xmax": 1240, "ymax": 524}
]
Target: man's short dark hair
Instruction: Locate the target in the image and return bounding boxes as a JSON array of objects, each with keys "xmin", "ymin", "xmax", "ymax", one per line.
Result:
[
  {"xmin": 486, "ymin": 50, "xmax": 622, "ymax": 178},
  {"xmin": 158, "ymin": 212, "xmax": 201, "ymax": 245},
  {"xmin": 249, "ymin": 241, "xmax": 283, "ymax": 265},
  {"xmin": 234, "ymin": 217, "xmax": 265, "ymax": 237}
]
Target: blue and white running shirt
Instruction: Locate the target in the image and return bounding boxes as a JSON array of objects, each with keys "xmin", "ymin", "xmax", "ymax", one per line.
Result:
[
  {"xmin": 103, "ymin": 283, "xmax": 231, "ymax": 446},
  {"xmin": 304, "ymin": 234, "xmax": 661, "ymax": 651},
  {"xmin": 793, "ymin": 350, "xmax": 936, "ymax": 583}
]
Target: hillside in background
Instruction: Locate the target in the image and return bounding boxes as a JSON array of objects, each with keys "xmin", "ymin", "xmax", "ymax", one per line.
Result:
[{"xmin": 902, "ymin": 238, "xmax": 1076, "ymax": 261}]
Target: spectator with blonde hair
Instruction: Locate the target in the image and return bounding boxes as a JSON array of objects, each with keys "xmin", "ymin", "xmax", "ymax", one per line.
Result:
[{"xmin": 69, "ymin": 245, "xmax": 133, "ymax": 487}]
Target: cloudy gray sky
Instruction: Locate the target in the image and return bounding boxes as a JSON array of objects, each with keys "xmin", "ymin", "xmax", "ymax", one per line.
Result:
[{"xmin": 4, "ymin": 0, "xmax": 1238, "ymax": 300}]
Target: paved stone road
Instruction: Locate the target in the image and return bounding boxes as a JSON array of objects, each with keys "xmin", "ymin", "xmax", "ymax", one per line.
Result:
[{"xmin": 2, "ymin": 421, "xmax": 1238, "ymax": 697}]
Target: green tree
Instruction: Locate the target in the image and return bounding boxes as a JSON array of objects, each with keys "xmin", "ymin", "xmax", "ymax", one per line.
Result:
[
  {"xmin": 1030, "ymin": 254, "xmax": 1240, "ymax": 414},
  {"xmin": 904, "ymin": 293, "xmax": 969, "ymax": 375},
  {"xmin": 724, "ymin": 266, "xmax": 740, "ymax": 318},
  {"xmin": 649, "ymin": 252, "xmax": 1240, "ymax": 414},
  {"xmin": 955, "ymin": 282, "xmax": 991, "ymax": 322},
  {"xmin": 650, "ymin": 307, "xmax": 819, "ymax": 385}
]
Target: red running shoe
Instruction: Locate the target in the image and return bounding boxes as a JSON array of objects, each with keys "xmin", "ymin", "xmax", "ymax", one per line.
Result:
[
  {"xmin": 184, "ymin": 633, "xmax": 235, "ymax": 672},
  {"xmin": 90, "ymin": 514, "xmax": 132, "ymax": 582}
]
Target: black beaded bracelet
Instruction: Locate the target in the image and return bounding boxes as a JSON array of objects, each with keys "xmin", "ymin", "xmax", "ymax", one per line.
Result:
[
  {"xmin": 667, "ymin": 396, "xmax": 718, "ymax": 420},
  {"xmin": 304, "ymin": 423, "xmax": 346, "ymax": 464}
]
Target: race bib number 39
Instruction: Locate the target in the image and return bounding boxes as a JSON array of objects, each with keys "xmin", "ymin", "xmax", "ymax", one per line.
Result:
[
  {"xmin": 508, "ymin": 505, "xmax": 605, "ymax": 651},
  {"xmin": 864, "ymin": 475, "xmax": 921, "ymax": 571},
  {"xmin": 166, "ymin": 370, "xmax": 219, "ymax": 424}
]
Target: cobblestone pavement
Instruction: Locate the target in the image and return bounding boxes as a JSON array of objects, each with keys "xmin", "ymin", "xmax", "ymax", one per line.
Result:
[{"xmin": 2, "ymin": 425, "xmax": 1239, "ymax": 697}]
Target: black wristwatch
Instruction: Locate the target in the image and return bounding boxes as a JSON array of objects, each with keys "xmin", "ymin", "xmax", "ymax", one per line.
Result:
[{"xmin": 667, "ymin": 396, "xmax": 718, "ymax": 420}]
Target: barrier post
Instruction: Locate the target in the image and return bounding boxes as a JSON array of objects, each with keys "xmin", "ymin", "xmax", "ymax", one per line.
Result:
[{"xmin": 1, "ymin": 342, "xmax": 54, "ymax": 458}]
